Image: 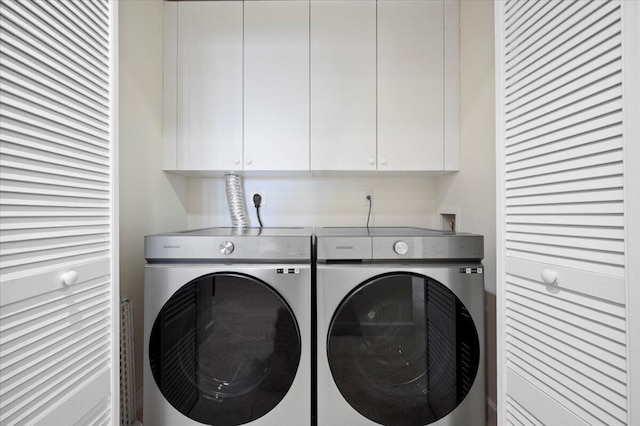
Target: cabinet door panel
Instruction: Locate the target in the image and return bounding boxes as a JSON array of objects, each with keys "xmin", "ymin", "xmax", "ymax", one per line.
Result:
[
  {"xmin": 496, "ymin": 0, "xmax": 631, "ymax": 424},
  {"xmin": 177, "ymin": 2, "xmax": 243, "ymax": 170},
  {"xmin": 378, "ymin": 0, "xmax": 444, "ymax": 171},
  {"xmin": 244, "ymin": 1, "xmax": 310, "ymax": 171},
  {"xmin": 0, "ymin": 0, "xmax": 115, "ymax": 423},
  {"xmin": 310, "ymin": 1, "xmax": 376, "ymax": 171}
]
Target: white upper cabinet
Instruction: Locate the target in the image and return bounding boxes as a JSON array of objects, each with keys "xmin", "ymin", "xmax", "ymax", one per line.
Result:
[
  {"xmin": 164, "ymin": 0, "xmax": 459, "ymax": 173},
  {"xmin": 377, "ymin": 0, "xmax": 444, "ymax": 171},
  {"xmin": 165, "ymin": 2, "xmax": 243, "ymax": 171},
  {"xmin": 310, "ymin": 0, "xmax": 377, "ymax": 171},
  {"xmin": 244, "ymin": 1, "xmax": 310, "ymax": 171}
]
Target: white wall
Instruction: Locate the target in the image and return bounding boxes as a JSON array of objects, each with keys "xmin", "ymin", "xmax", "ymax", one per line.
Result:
[
  {"xmin": 188, "ymin": 176, "xmax": 439, "ymax": 229},
  {"xmin": 118, "ymin": 0, "xmax": 188, "ymax": 405},
  {"xmin": 437, "ymin": 0, "xmax": 495, "ymax": 294},
  {"xmin": 436, "ymin": 1, "xmax": 496, "ymax": 423}
]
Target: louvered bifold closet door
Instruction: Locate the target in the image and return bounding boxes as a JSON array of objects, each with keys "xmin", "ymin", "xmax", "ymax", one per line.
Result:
[
  {"xmin": 0, "ymin": 0, "xmax": 114, "ymax": 425},
  {"xmin": 498, "ymin": 0, "xmax": 628, "ymax": 425}
]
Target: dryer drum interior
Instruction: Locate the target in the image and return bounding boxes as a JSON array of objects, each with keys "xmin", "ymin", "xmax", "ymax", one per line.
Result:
[
  {"xmin": 149, "ymin": 272, "xmax": 301, "ymax": 426},
  {"xmin": 327, "ymin": 273, "xmax": 480, "ymax": 426}
]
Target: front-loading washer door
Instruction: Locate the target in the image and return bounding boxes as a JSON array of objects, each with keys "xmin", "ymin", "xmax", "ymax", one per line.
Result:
[
  {"xmin": 327, "ymin": 272, "xmax": 480, "ymax": 426},
  {"xmin": 148, "ymin": 272, "xmax": 301, "ymax": 426}
]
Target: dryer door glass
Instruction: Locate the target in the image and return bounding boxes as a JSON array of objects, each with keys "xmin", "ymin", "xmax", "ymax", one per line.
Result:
[
  {"xmin": 149, "ymin": 273, "xmax": 301, "ymax": 425},
  {"xmin": 327, "ymin": 273, "xmax": 480, "ymax": 425}
]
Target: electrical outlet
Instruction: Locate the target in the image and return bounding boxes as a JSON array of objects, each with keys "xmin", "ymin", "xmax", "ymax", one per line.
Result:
[
  {"xmin": 362, "ymin": 191, "xmax": 373, "ymax": 206},
  {"xmin": 250, "ymin": 191, "xmax": 266, "ymax": 207}
]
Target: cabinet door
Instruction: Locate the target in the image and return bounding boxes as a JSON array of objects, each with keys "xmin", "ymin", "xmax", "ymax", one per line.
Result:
[
  {"xmin": 244, "ymin": 1, "xmax": 310, "ymax": 171},
  {"xmin": 496, "ymin": 1, "xmax": 630, "ymax": 424},
  {"xmin": 176, "ymin": 2, "xmax": 243, "ymax": 170},
  {"xmin": 377, "ymin": 0, "xmax": 444, "ymax": 171},
  {"xmin": 310, "ymin": 0, "xmax": 376, "ymax": 171},
  {"xmin": 0, "ymin": 0, "xmax": 115, "ymax": 423}
]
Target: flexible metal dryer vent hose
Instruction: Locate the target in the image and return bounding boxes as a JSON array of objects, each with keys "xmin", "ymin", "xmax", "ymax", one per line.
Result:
[{"xmin": 225, "ymin": 174, "xmax": 250, "ymax": 228}]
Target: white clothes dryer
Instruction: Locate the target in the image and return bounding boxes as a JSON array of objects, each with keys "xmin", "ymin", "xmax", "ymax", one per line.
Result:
[
  {"xmin": 143, "ymin": 228, "xmax": 312, "ymax": 426},
  {"xmin": 315, "ymin": 227, "xmax": 485, "ymax": 426}
]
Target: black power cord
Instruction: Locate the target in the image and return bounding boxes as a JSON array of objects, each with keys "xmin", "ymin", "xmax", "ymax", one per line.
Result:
[
  {"xmin": 253, "ymin": 193, "xmax": 264, "ymax": 228},
  {"xmin": 366, "ymin": 195, "xmax": 372, "ymax": 231}
]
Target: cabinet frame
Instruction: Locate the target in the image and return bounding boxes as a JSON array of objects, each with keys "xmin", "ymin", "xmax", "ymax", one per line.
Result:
[{"xmin": 622, "ymin": 1, "xmax": 640, "ymax": 424}]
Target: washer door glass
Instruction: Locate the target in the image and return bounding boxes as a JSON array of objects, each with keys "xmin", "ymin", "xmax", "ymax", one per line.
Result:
[
  {"xmin": 149, "ymin": 273, "xmax": 301, "ymax": 425},
  {"xmin": 328, "ymin": 273, "xmax": 480, "ymax": 425}
]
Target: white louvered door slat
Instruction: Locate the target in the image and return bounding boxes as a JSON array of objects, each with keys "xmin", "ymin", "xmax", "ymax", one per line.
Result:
[
  {"xmin": 0, "ymin": 0, "xmax": 115, "ymax": 425},
  {"xmin": 506, "ymin": 397, "xmax": 545, "ymax": 426},
  {"xmin": 0, "ymin": 15, "xmax": 108, "ymax": 100},
  {"xmin": 506, "ymin": 2, "xmax": 618, "ymax": 77},
  {"xmin": 497, "ymin": 0, "xmax": 630, "ymax": 425},
  {"xmin": 0, "ymin": 45, "xmax": 109, "ymax": 115}
]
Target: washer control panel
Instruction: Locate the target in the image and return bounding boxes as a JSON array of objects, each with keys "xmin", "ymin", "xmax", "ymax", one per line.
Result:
[
  {"xmin": 220, "ymin": 241, "xmax": 235, "ymax": 254},
  {"xmin": 393, "ymin": 241, "xmax": 409, "ymax": 255}
]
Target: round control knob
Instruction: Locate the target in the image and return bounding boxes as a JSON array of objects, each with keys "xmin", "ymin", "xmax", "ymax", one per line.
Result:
[
  {"xmin": 220, "ymin": 241, "xmax": 235, "ymax": 254},
  {"xmin": 394, "ymin": 241, "xmax": 409, "ymax": 255}
]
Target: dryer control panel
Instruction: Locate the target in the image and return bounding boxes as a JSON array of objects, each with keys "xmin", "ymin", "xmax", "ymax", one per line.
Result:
[
  {"xmin": 145, "ymin": 227, "xmax": 312, "ymax": 262},
  {"xmin": 372, "ymin": 235, "xmax": 483, "ymax": 261},
  {"xmin": 315, "ymin": 227, "xmax": 484, "ymax": 263}
]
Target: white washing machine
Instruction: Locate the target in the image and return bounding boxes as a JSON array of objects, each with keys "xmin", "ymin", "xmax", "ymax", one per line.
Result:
[
  {"xmin": 315, "ymin": 227, "xmax": 485, "ymax": 426},
  {"xmin": 143, "ymin": 227, "xmax": 312, "ymax": 426}
]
